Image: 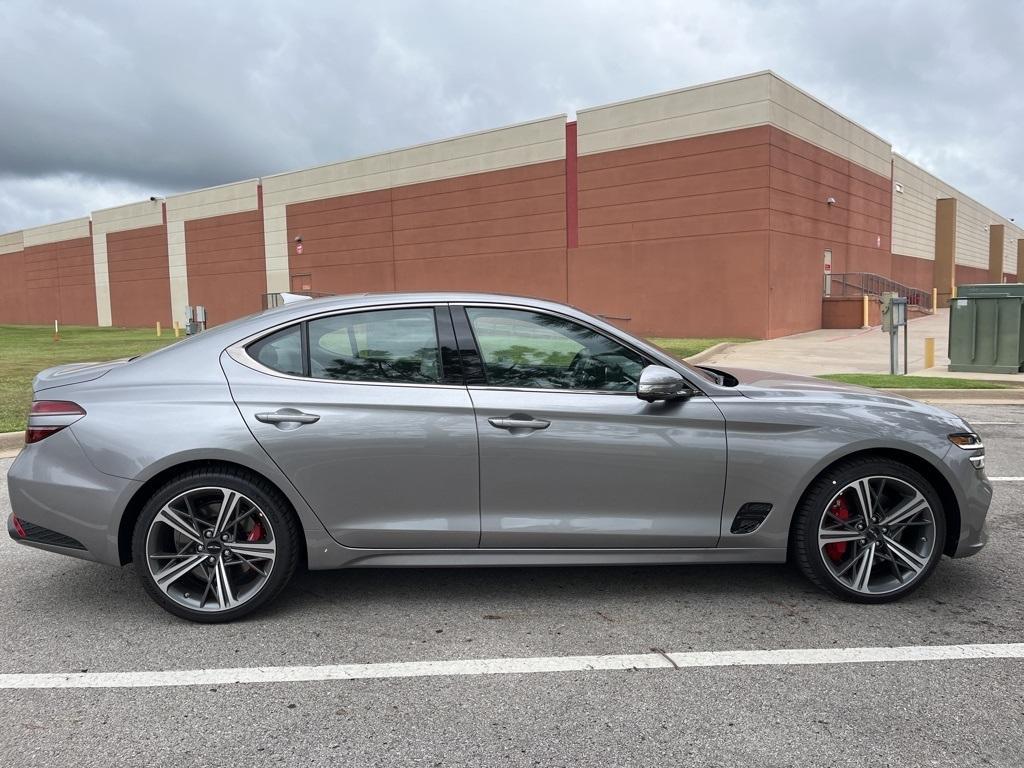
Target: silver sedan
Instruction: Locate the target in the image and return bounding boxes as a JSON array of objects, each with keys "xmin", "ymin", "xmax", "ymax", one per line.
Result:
[{"xmin": 6, "ymin": 293, "xmax": 991, "ymax": 622}]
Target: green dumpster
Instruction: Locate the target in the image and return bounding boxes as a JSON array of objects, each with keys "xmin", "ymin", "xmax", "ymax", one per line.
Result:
[{"xmin": 948, "ymin": 284, "xmax": 1024, "ymax": 374}]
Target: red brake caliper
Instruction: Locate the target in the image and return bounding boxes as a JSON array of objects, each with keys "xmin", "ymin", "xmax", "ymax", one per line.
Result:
[
  {"xmin": 825, "ymin": 496, "xmax": 851, "ymax": 561},
  {"xmin": 247, "ymin": 521, "xmax": 264, "ymax": 542}
]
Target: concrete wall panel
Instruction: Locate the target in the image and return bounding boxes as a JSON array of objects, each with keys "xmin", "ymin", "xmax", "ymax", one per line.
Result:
[{"xmin": 892, "ymin": 154, "xmax": 1024, "ymax": 272}]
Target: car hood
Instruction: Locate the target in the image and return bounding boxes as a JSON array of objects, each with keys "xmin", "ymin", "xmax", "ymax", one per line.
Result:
[
  {"xmin": 33, "ymin": 359, "xmax": 132, "ymax": 393},
  {"xmin": 703, "ymin": 366, "xmax": 911, "ymax": 405}
]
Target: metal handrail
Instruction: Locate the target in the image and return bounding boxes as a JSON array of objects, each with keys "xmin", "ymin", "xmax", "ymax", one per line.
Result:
[{"xmin": 827, "ymin": 272, "xmax": 930, "ymax": 310}]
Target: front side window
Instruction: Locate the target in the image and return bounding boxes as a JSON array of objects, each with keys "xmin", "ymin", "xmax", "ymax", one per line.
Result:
[
  {"xmin": 465, "ymin": 307, "xmax": 645, "ymax": 391},
  {"xmin": 308, "ymin": 308, "xmax": 441, "ymax": 384}
]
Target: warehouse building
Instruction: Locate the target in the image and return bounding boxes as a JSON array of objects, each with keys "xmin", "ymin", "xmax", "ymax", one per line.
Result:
[{"xmin": 0, "ymin": 71, "xmax": 1020, "ymax": 339}]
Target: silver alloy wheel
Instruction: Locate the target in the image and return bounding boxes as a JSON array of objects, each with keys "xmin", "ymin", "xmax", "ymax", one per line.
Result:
[
  {"xmin": 818, "ymin": 475, "xmax": 937, "ymax": 595},
  {"xmin": 145, "ymin": 486, "xmax": 277, "ymax": 613}
]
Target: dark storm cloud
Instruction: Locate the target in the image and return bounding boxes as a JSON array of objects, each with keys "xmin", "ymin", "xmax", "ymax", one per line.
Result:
[{"xmin": 1, "ymin": 0, "xmax": 1022, "ymax": 233}]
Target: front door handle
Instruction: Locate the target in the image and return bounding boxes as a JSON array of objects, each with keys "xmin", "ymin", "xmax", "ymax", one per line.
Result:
[
  {"xmin": 488, "ymin": 416, "xmax": 550, "ymax": 431},
  {"xmin": 255, "ymin": 409, "xmax": 320, "ymax": 425}
]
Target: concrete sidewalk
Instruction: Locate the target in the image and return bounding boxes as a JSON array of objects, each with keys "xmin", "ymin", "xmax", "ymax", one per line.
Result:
[{"xmin": 703, "ymin": 308, "xmax": 1024, "ymax": 382}]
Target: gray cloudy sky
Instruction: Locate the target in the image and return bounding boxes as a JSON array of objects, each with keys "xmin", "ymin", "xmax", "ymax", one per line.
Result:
[{"xmin": 1, "ymin": 0, "xmax": 1021, "ymax": 234}]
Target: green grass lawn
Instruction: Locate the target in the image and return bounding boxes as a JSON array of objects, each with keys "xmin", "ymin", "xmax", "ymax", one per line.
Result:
[
  {"xmin": 647, "ymin": 337, "xmax": 750, "ymax": 360},
  {"xmin": 819, "ymin": 373, "xmax": 1018, "ymax": 390},
  {"xmin": 0, "ymin": 325, "xmax": 179, "ymax": 432}
]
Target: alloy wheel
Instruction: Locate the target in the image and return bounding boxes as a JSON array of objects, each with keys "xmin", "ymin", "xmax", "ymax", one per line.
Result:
[
  {"xmin": 817, "ymin": 475, "xmax": 937, "ymax": 596},
  {"xmin": 144, "ymin": 486, "xmax": 277, "ymax": 613}
]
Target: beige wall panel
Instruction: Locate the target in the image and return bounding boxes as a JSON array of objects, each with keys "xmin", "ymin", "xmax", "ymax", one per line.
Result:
[
  {"xmin": 577, "ymin": 71, "xmax": 891, "ymax": 177},
  {"xmin": 0, "ymin": 231, "xmax": 23, "ymax": 255},
  {"xmin": 892, "ymin": 154, "xmax": 1024, "ymax": 271},
  {"xmin": 165, "ymin": 179, "xmax": 259, "ymax": 223},
  {"xmin": 22, "ymin": 217, "xmax": 91, "ymax": 247},
  {"xmin": 767, "ymin": 75, "xmax": 891, "ymax": 177},
  {"xmin": 577, "ymin": 72, "xmax": 772, "ymax": 155},
  {"xmin": 262, "ymin": 116, "xmax": 565, "ymax": 208}
]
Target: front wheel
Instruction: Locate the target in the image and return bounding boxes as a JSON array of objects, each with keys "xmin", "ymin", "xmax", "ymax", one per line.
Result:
[
  {"xmin": 132, "ymin": 468, "xmax": 300, "ymax": 622},
  {"xmin": 792, "ymin": 457, "xmax": 946, "ymax": 603}
]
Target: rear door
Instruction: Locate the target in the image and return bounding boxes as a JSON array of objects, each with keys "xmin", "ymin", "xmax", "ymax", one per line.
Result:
[{"xmin": 222, "ymin": 304, "xmax": 480, "ymax": 549}]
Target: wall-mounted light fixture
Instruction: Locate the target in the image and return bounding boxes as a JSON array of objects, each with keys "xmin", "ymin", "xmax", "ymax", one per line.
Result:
[{"xmin": 826, "ymin": 196, "xmax": 837, "ymax": 207}]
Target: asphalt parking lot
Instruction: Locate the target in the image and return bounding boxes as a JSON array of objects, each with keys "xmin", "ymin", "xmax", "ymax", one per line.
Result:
[{"xmin": 1, "ymin": 404, "xmax": 1022, "ymax": 767}]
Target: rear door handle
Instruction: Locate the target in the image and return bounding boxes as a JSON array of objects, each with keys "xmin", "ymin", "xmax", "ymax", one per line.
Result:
[
  {"xmin": 255, "ymin": 409, "xmax": 320, "ymax": 425},
  {"xmin": 488, "ymin": 417, "xmax": 550, "ymax": 431}
]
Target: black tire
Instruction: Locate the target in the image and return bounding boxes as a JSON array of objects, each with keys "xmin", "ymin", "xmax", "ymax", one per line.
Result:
[
  {"xmin": 132, "ymin": 466, "xmax": 300, "ymax": 623},
  {"xmin": 791, "ymin": 456, "xmax": 946, "ymax": 604}
]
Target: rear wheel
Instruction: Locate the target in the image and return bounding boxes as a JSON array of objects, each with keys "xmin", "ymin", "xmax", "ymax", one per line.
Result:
[
  {"xmin": 792, "ymin": 457, "xmax": 946, "ymax": 603},
  {"xmin": 131, "ymin": 468, "xmax": 299, "ymax": 622}
]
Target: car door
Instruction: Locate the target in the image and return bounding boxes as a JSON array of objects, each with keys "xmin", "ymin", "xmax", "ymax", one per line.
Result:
[
  {"xmin": 455, "ymin": 304, "xmax": 727, "ymax": 549},
  {"xmin": 222, "ymin": 304, "xmax": 480, "ymax": 549}
]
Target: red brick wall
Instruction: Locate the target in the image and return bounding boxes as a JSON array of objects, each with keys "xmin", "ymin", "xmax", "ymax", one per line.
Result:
[
  {"xmin": 766, "ymin": 127, "xmax": 892, "ymax": 337},
  {"xmin": 0, "ymin": 250, "xmax": 28, "ymax": 324},
  {"xmin": 955, "ymin": 265, "xmax": 989, "ymax": 286},
  {"xmin": 21, "ymin": 237, "xmax": 97, "ymax": 326},
  {"xmin": 569, "ymin": 126, "xmax": 773, "ymax": 338},
  {"xmin": 185, "ymin": 209, "xmax": 266, "ymax": 325},
  {"xmin": 107, "ymin": 224, "xmax": 172, "ymax": 327},
  {"xmin": 285, "ymin": 161, "xmax": 568, "ymax": 301}
]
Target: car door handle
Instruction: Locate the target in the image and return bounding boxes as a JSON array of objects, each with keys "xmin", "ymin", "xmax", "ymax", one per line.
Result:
[
  {"xmin": 488, "ymin": 417, "xmax": 550, "ymax": 431},
  {"xmin": 255, "ymin": 409, "xmax": 320, "ymax": 425}
]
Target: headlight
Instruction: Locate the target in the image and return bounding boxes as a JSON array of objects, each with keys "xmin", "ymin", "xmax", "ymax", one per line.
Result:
[
  {"xmin": 949, "ymin": 432, "xmax": 985, "ymax": 469},
  {"xmin": 949, "ymin": 432, "xmax": 983, "ymax": 449}
]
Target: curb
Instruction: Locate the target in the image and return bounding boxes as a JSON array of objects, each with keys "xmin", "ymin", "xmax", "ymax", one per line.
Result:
[
  {"xmin": 684, "ymin": 342, "xmax": 737, "ymax": 364},
  {"xmin": 879, "ymin": 389, "xmax": 1024, "ymax": 405},
  {"xmin": 0, "ymin": 430, "xmax": 22, "ymax": 459}
]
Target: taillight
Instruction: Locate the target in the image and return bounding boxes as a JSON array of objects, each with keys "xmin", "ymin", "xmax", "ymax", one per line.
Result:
[{"xmin": 25, "ymin": 400, "xmax": 86, "ymax": 445}]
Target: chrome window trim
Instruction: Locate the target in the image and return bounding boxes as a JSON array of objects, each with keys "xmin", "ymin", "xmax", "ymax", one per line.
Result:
[{"xmin": 227, "ymin": 302, "xmax": 465, "ymax": 391}]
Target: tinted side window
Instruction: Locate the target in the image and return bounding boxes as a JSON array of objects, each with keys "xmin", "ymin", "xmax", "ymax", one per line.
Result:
[
  {"xmin": 465, "ymin": 308, "xmax": 645, "ymax": 391},
  {"xmin": 247, "ymin": 325, "xmax": 304, "ymax": 376},
  {"xmin": 308, "ymin": 308, "xmax": 441, "ymax": 384}
]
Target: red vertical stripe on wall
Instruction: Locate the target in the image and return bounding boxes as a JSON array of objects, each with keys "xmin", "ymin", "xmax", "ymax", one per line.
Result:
[{"xmin": 565, "ymin": 121, "xmax": 578, "ymax": 249}]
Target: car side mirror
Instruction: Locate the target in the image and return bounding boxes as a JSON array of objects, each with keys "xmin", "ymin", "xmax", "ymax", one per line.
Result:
[{"xmin": 637, "ymin": 365, "xmax": 693, "ymax": 402}]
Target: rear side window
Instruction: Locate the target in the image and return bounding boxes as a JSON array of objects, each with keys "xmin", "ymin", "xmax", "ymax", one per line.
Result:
[
  {"xmin": 247, "ymin": 326, "xmax": 303, "ymax": 376},
  {"xmin": 308, "ymin": 308, "xmax": 440, "ymax": 384}
]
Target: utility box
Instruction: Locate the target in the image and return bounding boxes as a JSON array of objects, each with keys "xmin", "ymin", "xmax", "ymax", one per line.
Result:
[{"xmin": 948, "ymin": 284, "xmax": 1024, "ymax": 374}]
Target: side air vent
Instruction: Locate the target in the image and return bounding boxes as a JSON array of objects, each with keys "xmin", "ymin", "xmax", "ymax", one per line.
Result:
[{"xmin": 730, "ymin": 503, "xmax": 773, "ymax": 534}]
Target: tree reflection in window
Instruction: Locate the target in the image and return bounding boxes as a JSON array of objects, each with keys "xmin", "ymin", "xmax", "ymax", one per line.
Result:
[
  {"xmin": 466, "ymin": 308, "xmax": 645, "ymax": 391},
  {"xmin": 309, "ymin": 309, "xmax": 441, "ymax": 384}
]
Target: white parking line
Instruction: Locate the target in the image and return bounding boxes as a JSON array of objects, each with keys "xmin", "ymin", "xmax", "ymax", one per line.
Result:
[
  {"xmin": 990, "ymin": 477, "xmax": 1024, "ymax": 482},
  {"xmin": 1, "ymin": 643, "xmax": 1021, "ymax": 690}
]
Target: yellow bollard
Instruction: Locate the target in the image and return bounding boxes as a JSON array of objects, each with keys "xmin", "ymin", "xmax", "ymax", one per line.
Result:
[
  {"xmin": 952, "ymin": 285, "xmax": 957, "ymax": 299},
  {"xmin": 156, "ymin": 321, "xmax": 162, "ymax": 337},
  {"xmin": 173, "ymin": 321, "xmax": 180, "ymax": 339},
  {"xmin": 53, "ymin": 319, "xmax": 60, "ymax": 343},
  {"xmin": 931, "ymin": 287, "xmax": 938, "ymax": 312},
  {"xmin": 862, "ymin": 294, "xmax": 870, "ymax": 328},
  {"xmin": 924, "ymin": 337, "xmax": 935, "ymax": 369}
]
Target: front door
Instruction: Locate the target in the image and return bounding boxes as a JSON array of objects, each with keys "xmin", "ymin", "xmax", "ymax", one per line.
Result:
[
  {"xmin": 223, "ymin": 305, "xmax": 479, "ymax": 549},
  {"xmin": 458, "ymin": 305, "xmax": 727, "ymax": 549}
]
